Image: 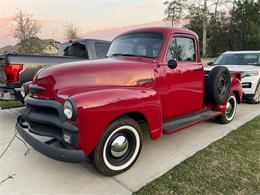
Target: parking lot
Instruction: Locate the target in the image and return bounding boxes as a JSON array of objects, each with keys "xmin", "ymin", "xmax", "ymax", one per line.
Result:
[{"xmin": 0, "ymin": 103, "xmax": 259, "ymax": 194}]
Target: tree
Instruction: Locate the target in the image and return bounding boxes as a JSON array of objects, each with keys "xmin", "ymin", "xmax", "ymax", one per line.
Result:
[
  {"xmin": 164, "ymin": 0, "xmax": 186, "ymax": 27},
  {"xmin": 230, "ymin": 0, "xmax": 260, "ymax": 50},
  {"xmin": 12, "ymin": 10, "xmax": 42, "ymax": 54},
  {"xmin": 185, "ymin": 4, "xmax": 204, "ymax": 53},
  {"xmin": 207, "ymin": 12, "xmax": 230, "ymax": 56},
  {"xmin": 63, "ymin": 23, "xmax": 81, "ymax": 41},
  {"xmin": 202, "ymin": 0, "xmax": 208, "ymax": 57}
]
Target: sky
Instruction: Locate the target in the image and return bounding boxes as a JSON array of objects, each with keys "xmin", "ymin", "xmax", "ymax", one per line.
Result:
[{"xmin": 0, "ymin": 0, "xmax": 169, "ymax": 47}]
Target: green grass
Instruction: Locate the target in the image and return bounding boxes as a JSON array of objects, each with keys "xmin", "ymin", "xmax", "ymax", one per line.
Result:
[
  {"xmin": 136, "ymin": 116, "xmax": 260, "ymax": 195},
  {"xmin": 0, "ymin": 100, "xmax": 23, "ymax": 109}
]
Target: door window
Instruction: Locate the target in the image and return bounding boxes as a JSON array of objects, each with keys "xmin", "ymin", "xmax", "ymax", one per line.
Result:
[{"xmin": 167, "ymin": 37, "xmax": 196, "ymax": 62}]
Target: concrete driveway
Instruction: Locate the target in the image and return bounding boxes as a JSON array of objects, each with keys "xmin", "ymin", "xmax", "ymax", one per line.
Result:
[{"xmin": 0, "ymin": 104, "xmax": 259, "ymax": 194}]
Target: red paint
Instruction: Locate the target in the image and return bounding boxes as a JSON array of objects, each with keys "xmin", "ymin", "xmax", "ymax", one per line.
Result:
[{"xmin": 28, "ymin": 27, "xmax": 243, "ymax": 154}]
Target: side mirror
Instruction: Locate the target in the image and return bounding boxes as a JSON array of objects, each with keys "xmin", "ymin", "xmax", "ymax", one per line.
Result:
[
  {"xmin": 207, "ymin": 61, "xmax": 213, "ymax": 66},
  {"xmin": 168, "ymin": 59, "xmax": 177, "ymax": 69}
]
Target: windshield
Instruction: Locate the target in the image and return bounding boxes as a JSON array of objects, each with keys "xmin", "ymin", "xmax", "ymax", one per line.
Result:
[
  {"xmin": 214, "ymin": 53, "xmax": 260, "ymax": 66},
  {"xmin": 107, "ymin": 33, "xmax": 163, "ymax": 58}
]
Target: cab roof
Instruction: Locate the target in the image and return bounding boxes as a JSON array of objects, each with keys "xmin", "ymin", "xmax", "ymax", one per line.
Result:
[{"xmin": 115, "ymin": 27, "xmax": 198, "ymax": 39}]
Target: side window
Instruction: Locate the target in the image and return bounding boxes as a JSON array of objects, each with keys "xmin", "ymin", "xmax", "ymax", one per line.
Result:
[
  {"xmin": 95, "ymin": 42, "xmax": 110, "ymax": 58},
  {"xmin": 167, "ymin": 37, "xmax": 196, "ymax": 62},
  {"xmin": 167, "ymin": 38, "xmax": 177, "ymax": 60},
  {"xmin": 175, "ymin": 37, "xmax": 196, "ymax": 62}
]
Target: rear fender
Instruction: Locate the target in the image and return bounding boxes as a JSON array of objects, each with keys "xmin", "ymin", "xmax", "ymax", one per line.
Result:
[
  {"xmin": 212, "ymin": 76, "xmax": 242, "ymax": 113},
  {"xmin": 230, "ymin": 76, "xmax": 243, "ymax": 104},
  {"xmin": 72, "ymin": 87, "xmax": 163, "ymax": 154}
]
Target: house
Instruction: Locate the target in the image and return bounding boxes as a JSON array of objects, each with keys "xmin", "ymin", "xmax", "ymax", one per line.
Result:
[{"xmin": 0, "ymin": 38, "xmax": 60, "ymax": 55}]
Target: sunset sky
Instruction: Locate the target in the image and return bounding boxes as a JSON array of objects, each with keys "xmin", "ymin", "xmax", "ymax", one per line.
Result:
[{"xmin": 0, "ymin": 0, "xmax": 169, "ymax": 47}]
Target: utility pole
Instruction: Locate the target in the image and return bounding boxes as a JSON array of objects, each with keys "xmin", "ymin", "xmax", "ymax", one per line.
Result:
[{"xmin": 202, "ymin": 0, "xmax": 207, "ymax": 57}]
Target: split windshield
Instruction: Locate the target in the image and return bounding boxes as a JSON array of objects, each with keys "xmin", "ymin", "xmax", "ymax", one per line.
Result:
[
  {"xmin": 107, "ymin": 33, "xmax": 163, "ymax": 58},
  {"xmin": 214, "ymin": 53, "xmax": 260, "ymax": 66}
]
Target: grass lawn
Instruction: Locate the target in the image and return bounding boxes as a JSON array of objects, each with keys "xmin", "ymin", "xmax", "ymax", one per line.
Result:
[
  {"xmin": 0, "ymin": 100, "xmax": 23, "ymax": 109},
  {"xmin": 136, "ymin": 116, "xmax": 260, "ymax": 194}
]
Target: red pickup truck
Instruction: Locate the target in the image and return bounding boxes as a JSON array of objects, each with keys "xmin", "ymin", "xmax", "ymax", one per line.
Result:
[{"xmin": 17, "ymin": 27, "xmax": 242, "ymax": 176}]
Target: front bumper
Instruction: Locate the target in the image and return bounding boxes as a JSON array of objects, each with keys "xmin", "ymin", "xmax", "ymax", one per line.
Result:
[
  {"xmin": 17, "ymin": 96, "xmax": 86, "ymax": 163},
  {"xmin": 16, "ymin": 117, "xmax": 85, "ymax": 163}
]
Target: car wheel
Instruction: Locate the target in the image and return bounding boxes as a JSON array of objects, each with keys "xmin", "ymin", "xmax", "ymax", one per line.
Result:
[
  {"xmin": 215, "ymin": 93, "xmax": 237, "ymax": 124},
  {"xmin": 206, "ymin": 66, "xmax": 231, "ymax": 105},
  {"xmin": 248, "ymin": 83, "xmax": 260, "ymax": 104},
  {"xmin": 90, "ymin": 117, "xmax": 142, "ymax": 176}
]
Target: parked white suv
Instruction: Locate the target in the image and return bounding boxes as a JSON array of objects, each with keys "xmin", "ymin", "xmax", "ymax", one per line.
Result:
[{"xmin": 206, "ymin": 51, "xmax": 260, "ymax": 104}]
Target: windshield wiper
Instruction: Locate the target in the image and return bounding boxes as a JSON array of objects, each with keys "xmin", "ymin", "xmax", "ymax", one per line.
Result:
[
  {"xmin": 111, "ymin": 53, "xmax": 136, "ymax": 57},
  {"xmin": 110, "ymin": 53, "xmax": 154, "ymax": 59}
]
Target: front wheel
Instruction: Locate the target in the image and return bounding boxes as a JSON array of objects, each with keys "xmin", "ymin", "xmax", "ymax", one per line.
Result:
[
  {"xmin": 215, "ymin": 93, "xmax": 237, "ymax": 124},
  {"xmin": 248, "ymin": 83, "xmax": 260, "ymax": 104},
  {"xmin": 90, "ymin": 117, "xmax": 142, "ymax": 176}
]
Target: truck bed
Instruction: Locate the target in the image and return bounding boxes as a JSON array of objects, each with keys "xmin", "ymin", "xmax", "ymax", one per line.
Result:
[{"xmin": 0, "ymin": 54, "xmax": 82, "ymax": 88}]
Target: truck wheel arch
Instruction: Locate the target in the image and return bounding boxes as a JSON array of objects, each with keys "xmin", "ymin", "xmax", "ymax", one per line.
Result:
[{"xmin": 110, "ymin": 112, "xmax": 150, "ymax": 136}]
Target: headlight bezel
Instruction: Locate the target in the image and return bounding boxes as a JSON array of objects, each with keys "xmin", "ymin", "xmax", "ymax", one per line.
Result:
[{"xmin": 63, "ymin": 99, "xmax": 77, "ymax": 120}]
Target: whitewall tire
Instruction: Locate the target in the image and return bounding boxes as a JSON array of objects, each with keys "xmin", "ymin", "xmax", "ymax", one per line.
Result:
[
  {"xmin": 215, "ymin": 93, "xmax": 237, "ymax": 124},
  {"xmin": 90, "ymin": 117, "xmax": 142, "ymax": 176}
]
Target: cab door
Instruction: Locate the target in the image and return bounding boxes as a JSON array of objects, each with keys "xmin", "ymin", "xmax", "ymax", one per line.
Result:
[{"xmin": 164, "ymin": 34, "xmax": 204, "ymax": 120}]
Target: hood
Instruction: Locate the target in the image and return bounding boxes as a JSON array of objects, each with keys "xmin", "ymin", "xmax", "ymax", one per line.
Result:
[
  {"xmin": 32, "ymin": 57, "xmax": 155, "ymax": 100},
  {"xmin": 205, "ymin": 65, "xmax": 260, "ymax": 72}
]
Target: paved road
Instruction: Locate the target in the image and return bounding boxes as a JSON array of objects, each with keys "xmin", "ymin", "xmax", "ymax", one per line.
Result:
[{"xmin": 0, "ymin": 104, "xmax": 259, "ymax": 194}]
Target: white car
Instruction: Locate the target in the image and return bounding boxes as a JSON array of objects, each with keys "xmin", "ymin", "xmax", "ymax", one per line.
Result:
[{"xmin": 206, "ymin": 51, "xmax": 260, "ymax": 104}]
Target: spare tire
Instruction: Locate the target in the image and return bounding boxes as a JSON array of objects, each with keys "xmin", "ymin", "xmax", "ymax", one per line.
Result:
[{"xmin": 206, "ymin": 66, "xmax": 231, "ymax": 105}]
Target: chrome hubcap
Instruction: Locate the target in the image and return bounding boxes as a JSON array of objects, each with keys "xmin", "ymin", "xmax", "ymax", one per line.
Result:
[
  {"xmin": 225, "ymin": 96, "xmax": 236, "ymax": 120},
  {"xmin": 226, "ymin": 102, "xmax": 232, "ymax": 114},
  {"xmin": 111, "ymin": 135, "xmax": 129, "ymax": 158}
]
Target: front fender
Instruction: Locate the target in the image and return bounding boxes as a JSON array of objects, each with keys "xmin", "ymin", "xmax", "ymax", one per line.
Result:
[{"xmin": 72, "ymin": 87, "xmax": 162, "ymax": 154}]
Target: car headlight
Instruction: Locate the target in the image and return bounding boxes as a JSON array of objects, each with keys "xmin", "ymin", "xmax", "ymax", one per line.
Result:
[
  {"xmin": 20, "ymin": 85, "xmax": 27, "ymax": 98},
  {"xmin": 64, "ymin": 100, "xmax": 76, "ymax": 120},
  {"xmin": 242, "ymin": 71, "xmax": 259, "ymax": 78}
]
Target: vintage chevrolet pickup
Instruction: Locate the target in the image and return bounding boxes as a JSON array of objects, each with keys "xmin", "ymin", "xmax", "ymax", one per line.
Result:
[{"xmin": 16, "ymin": 27, "xmax": 242, "ymax": 176}]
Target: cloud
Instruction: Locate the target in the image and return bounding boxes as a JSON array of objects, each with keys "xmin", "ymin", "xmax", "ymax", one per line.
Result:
[
  {"xmin": 82, "ymin": 19, "xmax": 190, "ymax": 41},
  {"xmin": 0, "ymin": 30, "xmax": 11, "ymax": 38},
  {"xmin": 132, "ymin": 0, "xmax": 163, "ymax": 8},
  {"xmin": 132, "ymin": 2, "xmax": 147, "ymax": 8},
  {"xmin": 0, "ymin": 16, "xmax": 15, "ymax": 28},
  {"xmin": 38, "ymin": 14, "xmax": 64, "ymax": 25},
  {"xmin": 83, "ymin": 20, "xmax": 168, "ymax": 41}
]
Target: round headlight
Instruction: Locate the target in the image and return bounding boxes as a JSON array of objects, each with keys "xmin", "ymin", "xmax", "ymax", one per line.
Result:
[
  {"xmin": 64, "ymin": 100, "xmax": 74, "ymax": 120},
  {"xmin": 20, "ymin": 85, "xmax": 26, "ymax": 98}
]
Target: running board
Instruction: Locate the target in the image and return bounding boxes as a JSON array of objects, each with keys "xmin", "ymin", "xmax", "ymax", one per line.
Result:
[{"xmin": 163, "ymin": 110, "xmax": 222, "ymax": 134}]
